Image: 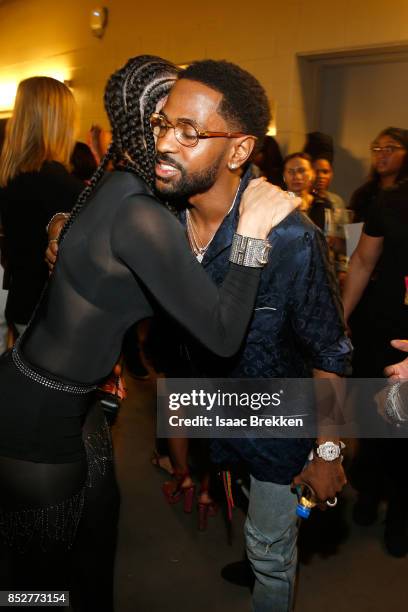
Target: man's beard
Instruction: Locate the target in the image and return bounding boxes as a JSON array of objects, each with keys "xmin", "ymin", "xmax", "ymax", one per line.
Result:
[{"xmin": 155, "ymin": 152, "xmax": 223, "ymax": 202}]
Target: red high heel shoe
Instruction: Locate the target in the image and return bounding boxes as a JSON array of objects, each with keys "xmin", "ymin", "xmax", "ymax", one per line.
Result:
[
  {"xmin": 198, "ymin": 490, "xmax": 218, "ymax": 531},
  {"xmin": 162, "ymin": 473, "xmax": 195, "ymax": 513}
]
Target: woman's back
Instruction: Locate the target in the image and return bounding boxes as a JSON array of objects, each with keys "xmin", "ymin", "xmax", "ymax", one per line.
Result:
[
  {"xmin": 22, "ymin": 170, "xmax": 262, "ymax": 385},
  {"xmin": 21, "ymin": 170, "xmax": 154, "ymax": 381},
  {"xmin": 0, "ymin": 161, "xmax": 82, "ymax": 324}
]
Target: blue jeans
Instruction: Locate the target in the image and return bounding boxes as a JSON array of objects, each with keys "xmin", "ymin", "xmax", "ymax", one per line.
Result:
[{"xmin": 244, "ymin": 476, "xmax": 299, "ymax": 612}]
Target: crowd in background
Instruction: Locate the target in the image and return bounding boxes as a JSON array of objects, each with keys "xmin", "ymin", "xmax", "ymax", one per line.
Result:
[{"xmin": 0, "ymin": 69, "xmax": 407, "ymax": 609}]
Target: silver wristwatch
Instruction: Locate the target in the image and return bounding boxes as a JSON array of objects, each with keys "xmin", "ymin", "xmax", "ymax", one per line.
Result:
[{"xmin": 313, "ymin": 441, "xmax": 345, "ymax": 461}]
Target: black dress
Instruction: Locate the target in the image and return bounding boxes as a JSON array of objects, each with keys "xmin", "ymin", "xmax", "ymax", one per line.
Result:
[
  {"xmin": 349, "ymin": 180, "xmax": 408, "ymax": 539},
  {"xmin": 352, "ymin": 180, "xmax": 408, "ymax": 375},
  {"xmin": 0, "ymin": 170, "xmax": 261, "ymax": 605},
  {"xmin": 0, "ymin": 161, "xmax": 83, "ymax": 325}
]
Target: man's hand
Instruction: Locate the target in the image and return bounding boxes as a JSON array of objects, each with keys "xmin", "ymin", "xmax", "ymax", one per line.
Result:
[
  {"xmin": 384, "ymin": 339, "xmax": 408, "ymax": 380},
  {"xmin": 45, "ymin": 216, "xmax": 66, "ymax": 272},
  {"xmin": 292, "ymin": 457, "xmax": 347, "ymax": 508}
]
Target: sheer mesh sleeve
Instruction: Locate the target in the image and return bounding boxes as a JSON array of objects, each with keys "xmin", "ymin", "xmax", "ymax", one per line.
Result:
[{"xmin": 111, "ymin": 194, "xmax": 261, "ymax": 358}]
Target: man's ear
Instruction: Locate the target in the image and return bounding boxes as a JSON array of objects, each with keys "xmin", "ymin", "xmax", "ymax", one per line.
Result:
[{"xmin": 227, "ymin": 136, "xmax": 256, "ymax": 170}]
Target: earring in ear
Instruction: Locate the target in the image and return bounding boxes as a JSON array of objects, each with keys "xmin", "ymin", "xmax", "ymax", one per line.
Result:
[{"xmin": 229, "ymin": 163, "xmax": 237, "ymax": 170}]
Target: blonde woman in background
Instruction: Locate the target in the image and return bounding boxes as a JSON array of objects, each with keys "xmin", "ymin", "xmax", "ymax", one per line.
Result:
[
  {"xmin": 0, "ymin": 119, "xmax": 8, "ymax": 353},
  {"xmin": 0, "ymin": 76, "xmax": 83, "ymax": 337}
]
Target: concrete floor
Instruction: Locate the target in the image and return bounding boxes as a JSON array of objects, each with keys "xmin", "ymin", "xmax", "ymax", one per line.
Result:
[{"xmin": 113, "ymin": 375, "xmax": 408, "ymax": 612}]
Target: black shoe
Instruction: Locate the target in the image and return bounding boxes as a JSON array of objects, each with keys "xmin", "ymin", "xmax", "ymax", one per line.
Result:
[
  {"xmin": 221, "ymin": 560, "xmax": 254, "ymax": 589},
  {"xmin": 352, "ymin": 494, "xmax": 379, "ymax": 526},
  {"xmin": 384, "ymin": 503, "xmax": 408, "ymax": 558}
]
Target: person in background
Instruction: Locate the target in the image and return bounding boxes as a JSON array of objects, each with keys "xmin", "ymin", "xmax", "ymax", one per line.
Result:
[
  {"xmin": 71, "ymin": 141, "xmax": 98, "ymax": 183},
  {"xmin": 342, "ymin": 127, "xmax": 408, "ymax": 557},
  {"xmin": 0, "ymin": 119, "xmax": 8, "ymax": 353},
  {"xmin": 347, "ymin": 127, "xmax": 408, "ymax": 371},
  {"xmin": 283, "ymin": 150, "xmax": 348, "ymax": 286},
  {"xmin": 87, "ymin": 124, "xmax": 112, "ymax": 166},
  {"xmin": 313, "ymin": 157, "xmax": 345, "ymax": 210},
  {"xmin": 304, "ymin": 131, "xmax": 345, "ymax": 210},
  {"xmin": 349, "ymin": 126, "xmax": 408, "ymax": 222},
  {"xmin": 304, "ymin": 132, "xmax": 349, "ymax": 283},
  {"xmin": 252, "ymin": 134, "xmax": 284, "ymax": 187},
  {"xmin": 0, "ymin": 238, "xmax": 6, "ymax": 353},
  {"xmin": 0, "ymin": 219, "xmax": 7, "ymax": 354},
  {"xmin": 0, "ymin": 77, "xmax": 83, "ymax": 338},
  {"xmin": 303, "ymin": 131, "xmax": 345, "ymax": 210},
  {"xmin": 283, "ymin": 152, "xmax": 315, "ymax": 212}
]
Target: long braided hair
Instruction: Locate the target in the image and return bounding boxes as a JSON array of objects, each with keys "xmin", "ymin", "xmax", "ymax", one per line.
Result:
[{"xmin": 59, "ymin": 55, "xmax": 179, "ymax": 242}]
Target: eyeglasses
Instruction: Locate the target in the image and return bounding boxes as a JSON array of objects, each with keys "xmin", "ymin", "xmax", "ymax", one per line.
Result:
[
  {"xmin": 370, "ymin": 145, "xmax": 405, "ymax": 155},
  {"xmin": 150, "ymin": 112, "xmax": 254, "ymax": 148}
]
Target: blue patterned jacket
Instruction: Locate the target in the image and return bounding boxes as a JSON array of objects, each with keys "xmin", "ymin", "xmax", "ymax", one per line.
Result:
[{"xmin": 177, "ymin": 172, "xmax": 351, "ymax": 484}]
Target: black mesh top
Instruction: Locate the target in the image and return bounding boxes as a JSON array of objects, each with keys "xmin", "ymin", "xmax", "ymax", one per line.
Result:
[{"xmin": 21, "ymin": 171, "xmax": 261, "ymax": 384}]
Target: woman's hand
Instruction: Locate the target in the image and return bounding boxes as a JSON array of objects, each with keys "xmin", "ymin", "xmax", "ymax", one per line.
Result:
[
  {"xmin": 45, "ymin": 217, "xmax": 66, "ymax": 273},
  {"xmin": 237, "ymin": 178, "xmax": 300, "ymax": 239},
  {"xmin": 384, "ymin": 340, "xmax": 408, "ymax": 380},
  {"xmin": 374, "ymin": 340, "xmax": 408, "ymax": 424}
]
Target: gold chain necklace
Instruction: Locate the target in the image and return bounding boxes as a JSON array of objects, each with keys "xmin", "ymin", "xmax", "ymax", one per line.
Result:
[
  {"xmin": 186, "ymin": 210, "xmax": 215, "ymax": 261},
  {"xmin": 185, "ymin": 180, "xmax": 242, "ymax": 262}
]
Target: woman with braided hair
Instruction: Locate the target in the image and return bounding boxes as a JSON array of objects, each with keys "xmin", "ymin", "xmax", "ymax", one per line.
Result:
[{"xmin": 0, "ymin": 55, "xmax": 297, "ymax": 607}]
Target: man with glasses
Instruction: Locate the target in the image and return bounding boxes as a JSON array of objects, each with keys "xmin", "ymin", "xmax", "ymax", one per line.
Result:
[{"xmin": 153, "ymin": 60, "xmax": 350, "ymax": 612}]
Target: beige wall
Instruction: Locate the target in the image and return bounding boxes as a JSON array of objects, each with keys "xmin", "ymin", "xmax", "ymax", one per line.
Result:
[
  {"xmin": 1, "ymin": 0, "xmax": 408, "ymax": 150},
  {"xmin": 319, "ymin": 58, "xmax": 408, "ymax": 201}
]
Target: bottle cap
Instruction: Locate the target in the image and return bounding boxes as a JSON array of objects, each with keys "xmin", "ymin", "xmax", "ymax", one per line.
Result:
[{"xmin": 296, "ymin": 503, "xmax": 312, "ymax": 519}]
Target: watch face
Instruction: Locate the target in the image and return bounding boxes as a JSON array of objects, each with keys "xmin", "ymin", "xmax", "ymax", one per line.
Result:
[{"xmin": 319, "ymin": 442, "xmax": 340, "ymax": 461}]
